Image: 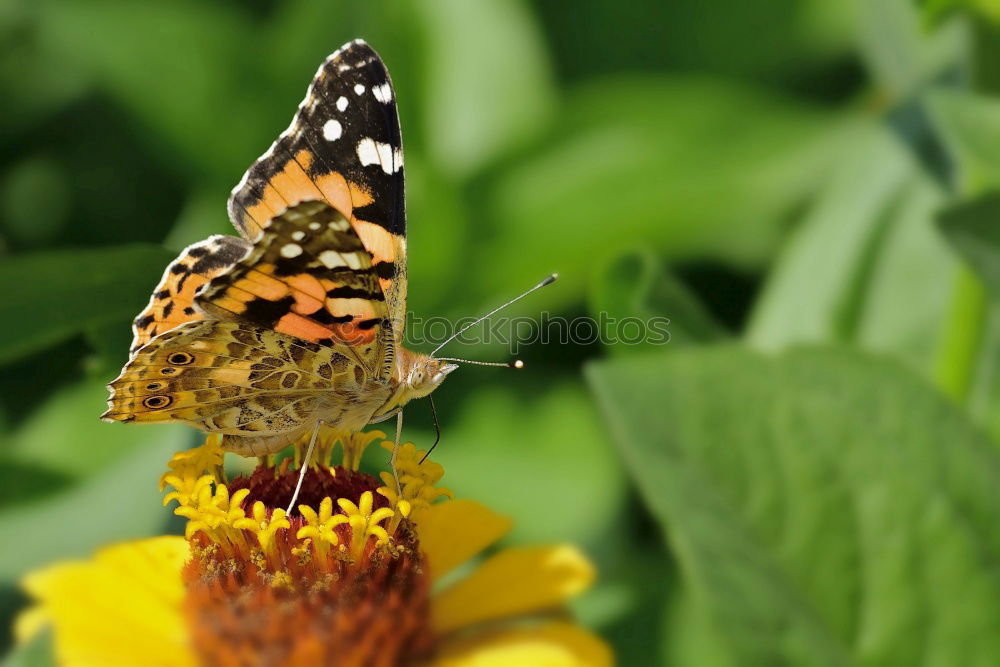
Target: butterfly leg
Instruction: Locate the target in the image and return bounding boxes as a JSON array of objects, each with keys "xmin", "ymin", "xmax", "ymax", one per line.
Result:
[
  {"xmin": 390, "ymin": 410, "xmax": 403, "ymax": 493},
  {"xmin": 285, "ymin": 420, "xmax": 323, "ymax": 515}
]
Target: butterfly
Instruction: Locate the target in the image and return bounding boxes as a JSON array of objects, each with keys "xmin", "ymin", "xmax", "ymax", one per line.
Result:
[{"xmin": 102, "ymin": 40, "xmax": 458, "ymax": 457}]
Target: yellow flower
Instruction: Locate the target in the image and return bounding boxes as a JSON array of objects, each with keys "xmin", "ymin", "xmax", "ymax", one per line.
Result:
[
  {"xmin": 338, "ymin": 429, "xmax": 386, "ymax": 470},
  {"xmin": 296, "ymin": 497, "xmax": 346, "ymax": 558},
  {"xmin": 285, "ymin": 425, "xmax": 387, "ymax": 471},
  {"xmin": 337, "ymin": 490, "xmax": 395, "ymax": 559},
  {"xmin": 377, "ymin": 441, "xmax": 453, "ymax": 530},
  {"xmin": 159, "ymin": 436, "xmax": 224, "ymax": 508},
  {"xmin": 16, "ymin": 436, "xmax": 612, "ymax": 666},
  {"xmin": 232, "ymin": 501, "xmax": 290, "ymax": 560},
  {"xmin": 18, "ymin": 504, "xmax": 606, "ymax": 666},
  {"xmin": 174, "ymin": 484, "xmax": 250, "ymax": 543}
]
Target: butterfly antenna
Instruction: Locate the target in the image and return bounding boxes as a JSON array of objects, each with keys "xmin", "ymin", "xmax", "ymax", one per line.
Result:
[
  {"xmin": 431, "ymin": 273, "xmax": 558, "ymax": 356},
  {"xmin": 436, "ymin": 358, "xmax": 525, "ymax": 368},
  {"xmin": 419, "ymin": 395, "xmax": 442, "ymax": 464}
]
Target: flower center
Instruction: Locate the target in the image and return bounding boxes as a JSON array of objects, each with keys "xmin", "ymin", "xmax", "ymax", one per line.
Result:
[
  {"xmin": 182, "ymin": 463, "xmax": 434, "ymax": 666},
  {"xmin": 228, "ymin": 462, "xmax": 390, "ymax": 517}
]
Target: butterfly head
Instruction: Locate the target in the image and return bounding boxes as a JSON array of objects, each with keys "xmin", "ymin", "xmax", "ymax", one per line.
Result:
[
  {"xmin": 388, "ymin": 349, "xmax": 458, "ymax": 410},
  {"xmin": 406, "ymin": 357, "xmax": 459, "ymax": 399}
]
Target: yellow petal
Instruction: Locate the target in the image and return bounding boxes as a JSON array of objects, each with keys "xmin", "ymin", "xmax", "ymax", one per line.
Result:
[
  {"xmin": 359, "ymin": 491, "xmax": 373, "ymax": 515},
  {"xmin": 299, "ymin": 505, "xmax": 319, "ymax": 525},
  {"xmin": 418, "ymin": 500, "xmax": 512, "ymax": 581},
  {"xmin": 338, "ymin": 497, "xmax": 360, "ymax": 515},
  {"xmin": 433, "ymin": 621, "xmax": 613, "ymax": 667},
  {"xmin": 20, "ymin": 536, "xmax": 195, "ymax": 666},
  {"xmin": 13, "ymin": 605, "xmax": 47, "ymax": 644},
  {"xmin": 370, "ymin": 508, "xmax": 394, "ymax": 524},
  {"xmin": 433, "ymin": 545, "xmax": 595, "ymax": 633}
]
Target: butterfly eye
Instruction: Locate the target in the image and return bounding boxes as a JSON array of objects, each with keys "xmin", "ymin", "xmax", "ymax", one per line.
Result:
[
  {"xmin": 142, "ymin": 395, "xmax": 173, "ymax": 409},
  {"xmin": 167, "ymin": 352, "xmax": 195, "ymax": 365}
]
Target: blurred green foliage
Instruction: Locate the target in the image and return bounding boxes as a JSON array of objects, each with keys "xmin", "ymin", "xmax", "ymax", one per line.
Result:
[{"xmin": 3, "ymin": 0, "xmax": 1000, "ymax": 664}]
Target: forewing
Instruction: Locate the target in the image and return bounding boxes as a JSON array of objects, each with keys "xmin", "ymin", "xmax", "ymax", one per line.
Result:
[
  {"xmin": 197, "ymin": 200, "xmax": 393, "ymax": 381},
  {"xmin": 130, "ymin": 235, "xmax": 250, "ymax": 355},
  {"xmin": 227, "ymin": 39, "xmax": 407, "ymax": 336}
]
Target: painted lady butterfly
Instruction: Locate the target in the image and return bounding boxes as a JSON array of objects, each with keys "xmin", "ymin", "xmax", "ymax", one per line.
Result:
[{"xmin": 102, "ymin": 40, "xmax": 458, "ymax": 457}]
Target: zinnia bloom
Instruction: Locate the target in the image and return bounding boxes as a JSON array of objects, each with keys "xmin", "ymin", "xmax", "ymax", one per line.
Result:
[{"xmin": 16, "ymin": 431, "xmax": 611, "ymax": 666}]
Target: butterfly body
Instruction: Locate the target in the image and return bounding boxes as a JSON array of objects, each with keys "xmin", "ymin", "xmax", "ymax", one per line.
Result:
[{"xmin": 103, "ymin": 41, "xmax": 455, "ymax": 455}]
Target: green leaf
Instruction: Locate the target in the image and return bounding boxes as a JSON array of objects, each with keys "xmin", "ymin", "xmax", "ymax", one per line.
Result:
[
  {"xmin": 0, "ymin": 434, "xmax": 183, "ymax": 582},
  {"xmin": 476, "ymin": 75, "xmax": 843, "ymax": 309},
  {"xmin": 936, "ymin": 192, "xmax": 1000, "ymax": 434},
  {"xmin": 0, "ymin": 245, "xmax": 175, "ymax": 365},
  {"xmin": 747, "ymin": 123, "xmax": 911, "ymax": 347},
  {"xmin": 2, "ymin": 628, "xmax": 54, "ymax": 667},
  {"xmin": 747, "ymin": 121, "xmax": 957, "ymax": 377},
  {"xmin": 857, "ymin": 0, "xmax": 964, "ymax": 101},
  {"xmin": 0, "ymin": 156, "xmax": 71, "ymax": 246},
  {"xmin": 662, "ymin": 586, "xmax": 735, "ymax": 667},
  {"xmin": 928, "ymin": 89, "xmax": 1000, "ymax": 193},
  {"xmin": 3, "ymin": 377, "xmax": 188, "ymax": 477},
  {"xmin": 393, "ymin": 156, "xmax": 473, "ymax": 320},
  {"xmin": 0, "ymin": 460, "xmax": 72, "ymax": 509},
  {"xmin": 938, "ymin": 191, "xmax": 1000, "ymax": 291},
  {"xmin": 0, "ymin": 6, "xmax": 92, "ymax": 141},
  {"xmin": 582, "ymin": 536, "xmax": 676, "ymax": 667},
  {"xmin": 587, "ymin": 346, "xmax": 1000, "ymax": 665},
  {"xmin": 416, "ymin": 0, "xmax": 555, "ymax": 176},
  {"xmin": 36, "ymin": 0, "xmax": 260, "ymax": 179},
  {"xmin": 853, "ymin": 177, "xmax": 956, "ymax": 372},
  {"xmin": 83, "ymin": 319, "xmax": 134, "ymax": 381},
  {"xmin": 416, "ymin": 382, "xmax": 626, "ymax": 546},
  {"xmin": 589, "ymin": 250, "xmax": 725, "ymax": 353},
  {"xmin": 923, "ymin": 0, "xmax": 1000, "ymax": 26},
  {"xmin": 533, "ymin": 0, "xmax": 854, "ymax": 86}
]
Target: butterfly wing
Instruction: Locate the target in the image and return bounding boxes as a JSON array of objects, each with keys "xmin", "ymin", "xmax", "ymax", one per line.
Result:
[
  {"xmin": 129, "ymin": 235, "xmax": 251, "ymax": 355},
  {"xmin": 103, "ymin": 320, "xmax": 387, "ymax": 455},
  {"xmin": 197, "ymin": 200, "xmax": 394, "ymax": 382},
  {"xmin": 227, "ymin": 39, "xmax": 408, "ymax": 337}
]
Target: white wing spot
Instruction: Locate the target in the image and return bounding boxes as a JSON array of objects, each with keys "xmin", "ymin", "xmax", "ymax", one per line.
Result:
[
  {"xmin": 319, "ymin": 250, "xmax": 346, "ymax": 268},
  {"xmin": 328, "ymin": 218, "xmax": 349, "ymax": 231},
  {"xmin": 356, "ymin": 137, "xmax": 402, "ymax": 175},
  {"xmin": 336, "ymin": 96, "xmax": 349, "ymax": 112},
  {"xmin": 309, "ymin": 222, "xmax": 322, "ymax": 231},
  {"xmin": 354, "ymin": 83, "xmax": 365, "ymax": 95},
  {"xmin": 280, "ymin": 243, "xmax": 303, "ymax": 258},
  {"xmin": 344, "ymin": 253, "xmax": 362, "ymax": 270},
  {"xmin": 291, "ymin": 231, "xmax": 306, "ymax": 241},
  {"xmin": 356, "ymin": 138, "xmax": 379, "ymax": 167},
  {"xmin": 372, "ymin": 82, "xmax": 392, "ymax": 103},
  {"xmin": 322, "ymin": 119, "xmax": 342, "ymax": 141}
]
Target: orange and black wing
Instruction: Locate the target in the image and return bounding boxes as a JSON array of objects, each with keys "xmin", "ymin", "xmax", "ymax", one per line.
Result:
[
  {"xmin": 130, "ymin": 235, "xmax": 250, "ymax": 355},
  {"xmin": 197, "ymin": 200, "xmax": 393, "ymax": 381},
  {"xmin": 227, "ymin": 39, "xmax": 407, "ymax": 337}
]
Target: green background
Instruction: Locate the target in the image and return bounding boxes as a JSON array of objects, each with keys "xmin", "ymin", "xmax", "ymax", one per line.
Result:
[{"xmin": 4, "ymin": 0, "xmax": 1000, "ymax": 664}]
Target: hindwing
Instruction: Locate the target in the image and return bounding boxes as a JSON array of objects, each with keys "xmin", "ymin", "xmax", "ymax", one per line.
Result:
[{"xmin": 103, "ymin": 320, "xmax": 390, "ymax": 454}]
